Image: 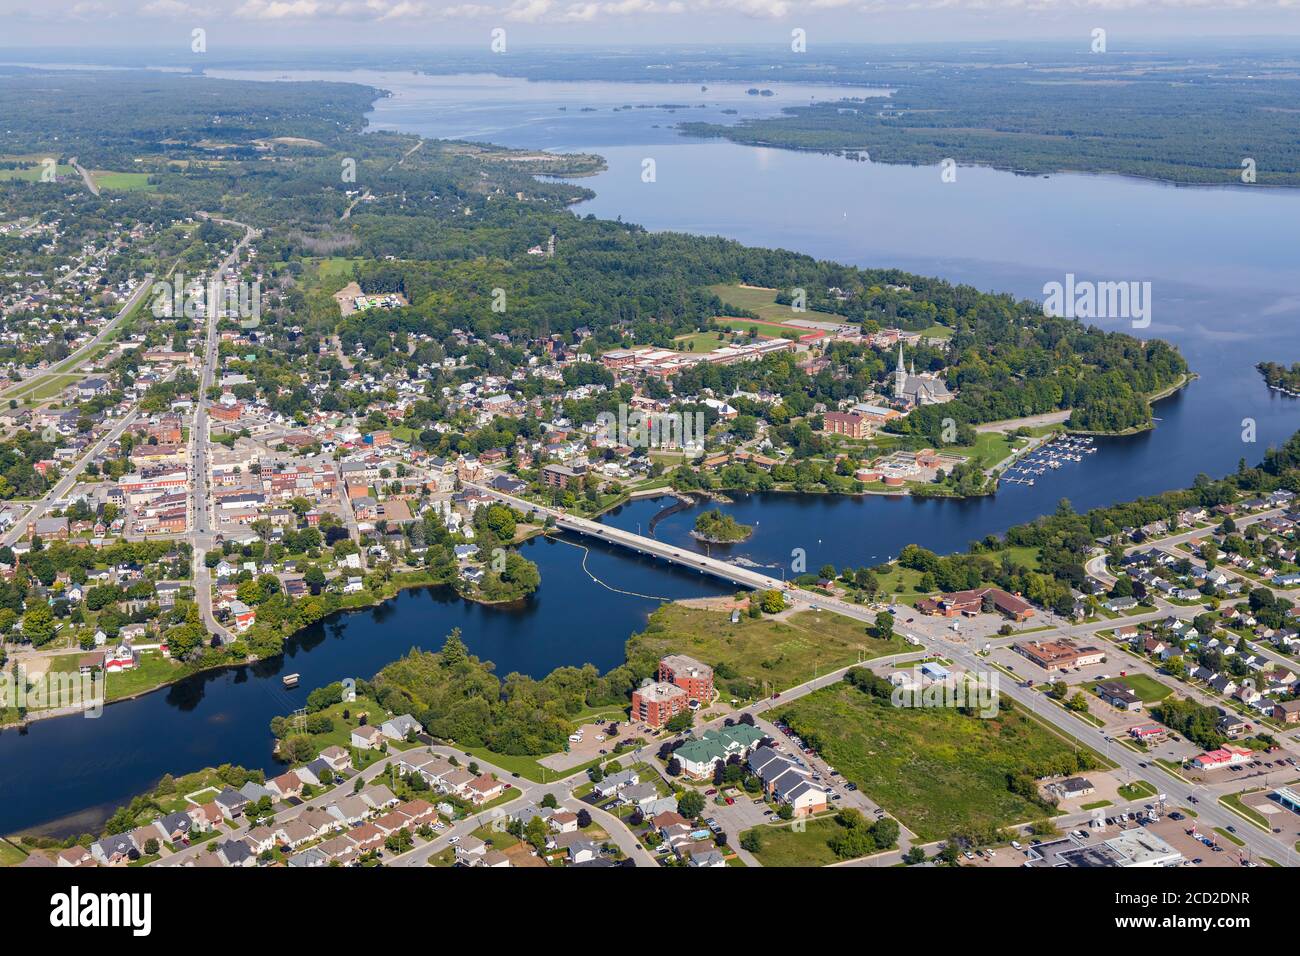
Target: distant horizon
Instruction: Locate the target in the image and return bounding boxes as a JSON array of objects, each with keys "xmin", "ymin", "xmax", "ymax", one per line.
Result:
[
  {"xmin": 5, "ymin": 34, "xmax": 1300, "ymax": 50},
  {"xmin": 4, "ymin": 0, "xmax": 1300, "ymax": 49}
]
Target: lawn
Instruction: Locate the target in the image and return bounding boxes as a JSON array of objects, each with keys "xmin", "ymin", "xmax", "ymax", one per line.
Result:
[
  {"xmin": 627, "ymin": 604, "xmax": 911, "ymax": 700},
  {"xmin": 0, "ymin": 838, "xmax": 28, "ymax": 867},
  {"xmin": 1087, "ymin": 673, "xmax": 1172, "ymax": 704},
  {"xmin": 870, "ymin": 565, "xmax": 931, "ymax": 605},
  {"xmin": 315, "ymin": 257, "xmax": 363, "ymax": 280},
  {"xmin": 1117, "ymin": 780, "xmax": 1158, "ymax": 801},
  {"xmin": 101, "ymin": 654, "xmax": 186, "ymax": 702},
  {"xmin": 944, "ymin": 431, "xmax": 1017, "ymax": 470},
  {"xmin": 778, "ymin": 681, "xmax": 1084, "ymax": 841},
  {"xmin": 707, "ymin": 283, "xmax": 801, "ymax": 324},
  {"xmin": 742, "ymin": 816, "xmax": 859, "ymax": 867},
  {"xmin": 673, "ymin": 331, "xmax": 727, "ymax": 353},
  {"xmin": 0, "ymin": 162, "xmax": 74, "ymax": 181}
]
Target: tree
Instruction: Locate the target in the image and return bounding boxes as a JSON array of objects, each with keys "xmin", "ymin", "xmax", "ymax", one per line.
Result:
[
  {"xmin": 677, "ymin": 789, "xmax": 705, "ymax": 819},
  {"xmin": 22, "ymin": 601, "xmax": 56, "ymax": 647},
  {"xmin": 759, "ymin": 589, "xmax": 786, "ymax": 614},
  {"xmin": 740, "ymin": 830, "xmax": 762, "ymax": 853},
  {"xmin": 873, "ymin": 611, "xmax": 895, "ymax": 641},
  {"xmin": 665, "ymin": 711, "xmax": 694, "ymax": 733},
  {"xmin": 303, "ymin": 564, "xmax": 326, "ymax": 594}
]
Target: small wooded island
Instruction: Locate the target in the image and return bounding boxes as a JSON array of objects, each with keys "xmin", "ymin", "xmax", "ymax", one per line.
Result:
[{"xmin": 691, "ymin": 509, "xmax": 754, "ymax": 543}]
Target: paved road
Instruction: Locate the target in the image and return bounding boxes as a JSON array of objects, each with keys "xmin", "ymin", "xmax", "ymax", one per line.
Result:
[
  {"xmin": 1, "ymin": 399, "xmax": 158, "ymax": 548},
  {"xmin": 189, "ymin": 219, "xmax": 258, "ymax": 643},
  {"xmin": 69, "ymin": 157, "xmax": 99, "ymax": 196},
  {"xmin": 1, "ymin": 273, "xmax": 154, "ymax": 399},
  {"xmin": 470, "ymin": 482, "xmax": 788, "ymax": 592}
]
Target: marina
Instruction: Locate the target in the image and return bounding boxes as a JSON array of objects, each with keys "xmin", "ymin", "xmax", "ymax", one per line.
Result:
[{"xmin": 1000, "ymin": 435, "xmax": 1098, "ymax": 487}]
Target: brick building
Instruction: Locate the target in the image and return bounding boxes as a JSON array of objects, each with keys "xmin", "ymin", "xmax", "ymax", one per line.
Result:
[
  {"xmin": 631, "ymin": 680, "xmax": 688, "ymax": 728},
  {"xmin": 658, "ymin": 654, "xmax": 714, "ymax": 703}
]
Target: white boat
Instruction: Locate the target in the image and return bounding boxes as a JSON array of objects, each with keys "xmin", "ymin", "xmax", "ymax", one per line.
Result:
[{"xmin": 282, "ymin": 673, "xmax": 300, "ymax": 688}]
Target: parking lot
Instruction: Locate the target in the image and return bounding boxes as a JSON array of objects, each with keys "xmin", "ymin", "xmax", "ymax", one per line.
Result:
[
  {"xmin": 538, "ymin": 720, "xmax": 650, "ymax": 772},
  {"xmin": 1238, "ymin": 784, "xmax": 1300, "ymax": 844}
]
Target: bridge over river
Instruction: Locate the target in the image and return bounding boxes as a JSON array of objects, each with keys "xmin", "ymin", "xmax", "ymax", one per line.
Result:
[{"xmin": 468, "ymin": 483, "xmax": 793, "ymax": 594}]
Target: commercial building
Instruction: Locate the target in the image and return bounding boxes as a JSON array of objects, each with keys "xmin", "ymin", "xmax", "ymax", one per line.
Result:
[{"xmin": 1012, "ymin": 638, "xmax": 1106, "ymax": 672}]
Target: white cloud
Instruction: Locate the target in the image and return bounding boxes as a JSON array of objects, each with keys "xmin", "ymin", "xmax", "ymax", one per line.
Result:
[{"xmin": 504, "ymin": 0, "xmax": 553, "ymax": 19}]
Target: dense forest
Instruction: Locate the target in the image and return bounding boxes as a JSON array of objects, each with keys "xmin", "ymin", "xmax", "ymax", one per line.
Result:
[{"xmin": 675, "ymin": 51, "xmax": 1300, "ymax": 186}]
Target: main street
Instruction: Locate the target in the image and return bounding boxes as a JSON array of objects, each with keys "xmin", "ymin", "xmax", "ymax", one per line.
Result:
[{"xmin": 189, "ymin": 218, "xmax": 259, "ymax": 644}]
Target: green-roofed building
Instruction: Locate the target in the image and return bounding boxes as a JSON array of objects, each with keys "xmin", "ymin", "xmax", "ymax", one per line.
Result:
[{"xmin": 674, "ymin": 723, "xmax": 766, "ymax": 780}]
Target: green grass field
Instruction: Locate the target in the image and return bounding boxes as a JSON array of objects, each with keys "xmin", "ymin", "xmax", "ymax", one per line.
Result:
[
  {"xmin": 707, "ymin": 283, "xmax": 799, "ymax": 323},
  {"xmin": 90, "ymin": 170, "xmax": 155, "ymax": 192},
  {"xmin": 779, "ymin": 681, "xmax": 1081, "ymax": 840},
  {"xmin": 316, "ymin": 257, "xmax": 364, "ymax": 280},
  {"xmin": 0, "ymin": 162, "xmax": 74, "ymax": 181},
  {"xmin": 673, "ymin": 331, "xmax": 727, "ymax": 353},
  {"xmin": 0, "ymin": 838, "xmax": 29, "ymax": 867},
  {"xmin": 1087, "ymin": 673, "xmax": 1172, "ymax": 704},
  {"xmin": 743, "ymin": 817, "xmax": 857, "ymax": 867},
  {"xmin": 717, "ymin": 317, "xmax": 806, "ymax": 339},
  {"xmin": 1118, "ymin": 780, "xmax": 1159, "ymax": 801},
  {"xmin": 628, "ymin": 605, "xmax": 910, "ymax": 700}
]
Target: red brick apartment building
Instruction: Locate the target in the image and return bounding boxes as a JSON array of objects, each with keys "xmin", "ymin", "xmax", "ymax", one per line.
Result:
[
  {"xmin": 631, "ymin": 680, "xmax": 688, "ymax": 728},
  {"xmin": 658, "ymin": 654, "xmax": 714, "ymax": 703},
  {"xmin": 822, "ymin": 411, "xmax": 870, "ymax": 439}
]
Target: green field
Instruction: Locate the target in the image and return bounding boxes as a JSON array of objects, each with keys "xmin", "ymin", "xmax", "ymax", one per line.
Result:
[
  {"xmin": 627, "ymin": 605, "xmax": 911, "ymax": 700},
  {"xmin": 717, "ymin": 317, "xmax": 805, "ymax": 339},
  {"xmin": 90, "ymin": 170, "xmax": 155, "ymax": 192},
  {"xmin": 1087, "ymin": 673, "xmax": 1172, "ymax": 704},
  {"xmin": 1117, "ymin": 779, "xmax": 1158, "ymax": 801},
  {"xmin": 316, "ymin": 257, "xmax": 364, "ymax": 280},
  {"xmin": 869, "ymin": 565, "xmax": 932, "ymax": 605},
  {"xmin": 0, "ymin": 162, "xmax": 74, "ymax": 181},
  {"xmin": 673, "ymin": 331, "xmax": 727, "ymax": 353},
  {"xmin": 707, "ymin": 283, "xmax": 800, "ymax": 323},
  {"xmin": 920, "ymin": 324, "xmax": 955, "ymax": 340},
  {"xmin": 742, "ymin": 817, "xmax": 859, "ymax": 867},
  {"xmin": 779, "ymin": 681, "xmax": 1083, "ymax": 841},
  {"xmin": 0, "ymin": 838, "xmax": 28, "ymax": 867}
]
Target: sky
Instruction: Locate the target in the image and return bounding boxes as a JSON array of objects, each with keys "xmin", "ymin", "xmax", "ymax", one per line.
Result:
[{"xmin": 2, "ymin": 0, "xmax": 1299, "ymax": 48}]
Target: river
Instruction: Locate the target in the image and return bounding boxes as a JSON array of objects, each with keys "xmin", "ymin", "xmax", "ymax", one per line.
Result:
[{"xmin": 2, "ymin": 69, "xmax": 1297, "ymax": 837}]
